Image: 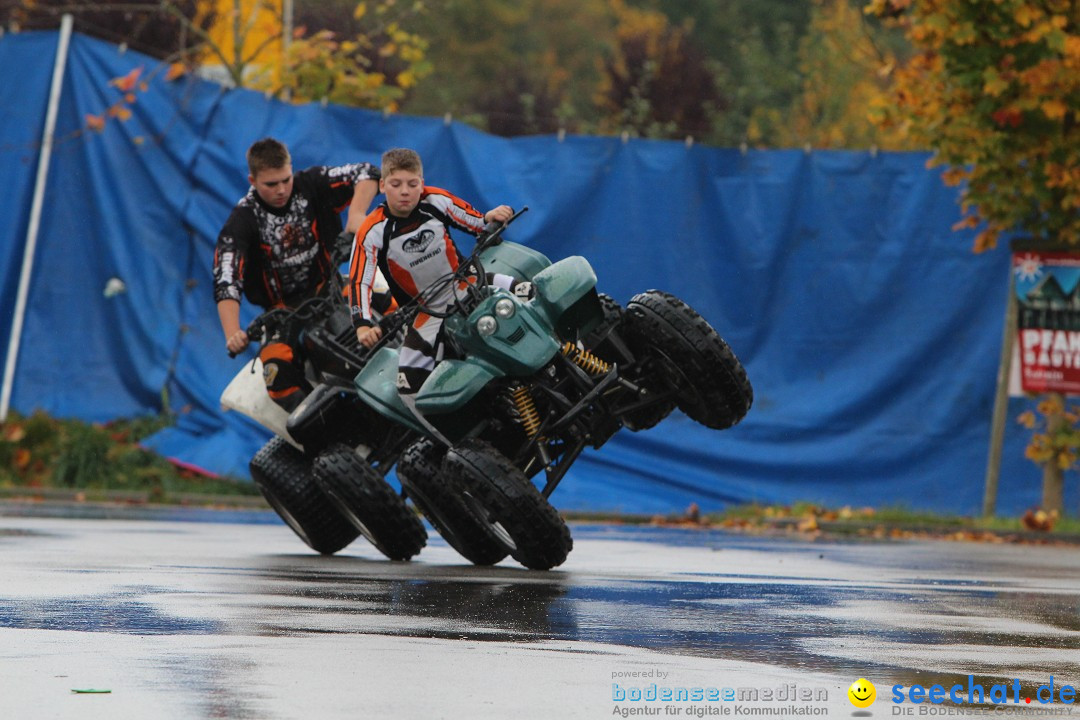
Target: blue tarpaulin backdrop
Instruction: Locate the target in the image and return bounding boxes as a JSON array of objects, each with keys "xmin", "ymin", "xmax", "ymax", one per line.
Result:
[{"xmin": 0, "ymin": 31, "xmax": 1062, "ymax": 515}]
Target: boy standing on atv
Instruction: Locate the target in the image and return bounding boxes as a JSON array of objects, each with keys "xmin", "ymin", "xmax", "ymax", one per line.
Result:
[
  {"xmin": 348, "ymin": 147, "xmax": 523, "ymax": 401},
  {"xmin": 213, "ymin": 137, "xmax": 380, "ymax": 411}
]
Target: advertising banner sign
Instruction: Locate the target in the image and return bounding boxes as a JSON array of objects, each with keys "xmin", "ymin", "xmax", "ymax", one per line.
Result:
[{"xmin": 1014, "ymin": 250, "xmax": 1080, "ymax": 395}]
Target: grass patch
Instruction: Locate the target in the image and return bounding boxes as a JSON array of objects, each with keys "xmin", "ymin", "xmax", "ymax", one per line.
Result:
[{"xmin": 0, "ymin": 410, "xmax": 260, "ymax": 504}]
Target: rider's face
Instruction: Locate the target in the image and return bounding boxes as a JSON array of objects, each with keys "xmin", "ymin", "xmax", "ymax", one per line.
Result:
[
  {"xmin": 250, "ymin": 165, "xmax": 294, "ymax": 208},
  {"xmin": 381, "ymin": 169, "xmax": 423, "ymax": 218}
]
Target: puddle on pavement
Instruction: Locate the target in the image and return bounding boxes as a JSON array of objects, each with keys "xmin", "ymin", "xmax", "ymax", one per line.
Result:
[
  {"xmin": 227, "ymin": 553, "xmax": 1080, "ymax": 685},
  {"xmin": 4, "ymin": 517, "xmax": 1079, "ymax": 691},
  {"xmin": 0, "ymin": 594, "xmax": 221, "ymax": 635}
]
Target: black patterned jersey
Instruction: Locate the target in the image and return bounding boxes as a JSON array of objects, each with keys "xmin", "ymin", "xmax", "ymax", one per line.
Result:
[{"xmin": 213, "ymin": 163, "xmax": 379, "ymax": 309}]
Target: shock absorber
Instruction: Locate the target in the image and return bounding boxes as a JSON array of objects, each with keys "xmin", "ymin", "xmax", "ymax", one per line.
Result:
[
  {"xmin": 561, "ymin": 342, "xmax": 611, "ymax": 375},
  {"xmin": 511, "ymin": 384, "xmax": 543, "ymax": 438}
]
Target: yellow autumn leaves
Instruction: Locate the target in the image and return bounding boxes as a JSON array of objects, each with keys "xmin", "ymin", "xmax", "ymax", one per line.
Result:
[
  {"xmin": 868, "ymin": 0, "xmax": 1080, "ymax": 252},
  {"xmin": 1018, "ymin": 395, "xmax": 1080, "ymax": 471}
]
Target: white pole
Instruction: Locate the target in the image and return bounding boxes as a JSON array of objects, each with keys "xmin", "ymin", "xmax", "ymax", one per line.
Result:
[
  {"xmin": 281, "ymin": 0, "xmax": 293, "ymax": 101},
  {"xmin": 283, "ymin": 0, "xmax": 293, "ymax": 52},
  {"xmin": 0, "ymin": 13, "xmax": 73, "ymax": 422}
]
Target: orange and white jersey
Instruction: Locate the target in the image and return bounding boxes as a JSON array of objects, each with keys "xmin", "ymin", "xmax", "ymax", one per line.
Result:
[{"xmin": 348, "ymin": 186, "xmax": 488, "ymax": 326}]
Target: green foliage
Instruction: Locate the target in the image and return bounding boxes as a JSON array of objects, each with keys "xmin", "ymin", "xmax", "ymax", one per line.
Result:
[
  {"xmin": 8, "ymin": 0, "xmax": 213, "ymax": 60},
  {"xmin": 0, "ymin": 411, "xmax": 257, "ymax": 502},
  {"xmin": 402, "ymin": 0, "xmax": 615, "ymax": 135},
  {"xmin": 867, "ymin": 0, "xmax": 1080, "ymax": 250},
  {"xmin": 779, "ymin": 0, "xmax": 913, "ymax": 149},
  {"xmin": 250, "ymin": 1, "xmax": 432, "ymax": 110},
  {"xmin": 52, "ymin": 421, "xmax": 112, "ymax": 488},
  {"xmin": 646, "ymin": 0, "xmax": 812, "ymax": 146},
  {"xmin": 593, "ymin": 0, "xmax": 720, "ymax": 140},
  {"xmin": 17, "ymin": 0, "xmax": 928, "ymax": 148}
]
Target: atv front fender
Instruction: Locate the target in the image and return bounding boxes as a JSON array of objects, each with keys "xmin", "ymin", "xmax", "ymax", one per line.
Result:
[
  {"xmin": 415, "ymin": 359, "xmax": 502, "ymax": 416},
  {"xmin": 532, "ymin": 256, "xmax": 603, "ymax": 338},
  {"xmin": 352, "ymin": 347, "xmax": 428, "ymax": 435},
  {"xmin": 479, "ymin": 240, "xmax": 552, "ymax": 281}
]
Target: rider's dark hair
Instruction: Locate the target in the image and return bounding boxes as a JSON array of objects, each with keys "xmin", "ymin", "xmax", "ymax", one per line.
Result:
[{"xmin": 247, "ymin": 138, "xmax": 291, "ymax": 178}]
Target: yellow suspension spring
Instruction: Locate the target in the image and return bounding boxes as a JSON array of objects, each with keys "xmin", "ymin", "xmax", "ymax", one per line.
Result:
[
  {"xmin": 511, "ymin": 384, "xmax": 543, "ymax": 437},
  {"xmin": 561, "ymin": 342, "xmax": 611, "ymax": 375}
]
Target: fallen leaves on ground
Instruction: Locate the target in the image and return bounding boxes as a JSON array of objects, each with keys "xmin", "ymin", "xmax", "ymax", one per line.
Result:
[{"xmin": 648, "ymin": 503, "xmax": 1079, "ymax": 546}]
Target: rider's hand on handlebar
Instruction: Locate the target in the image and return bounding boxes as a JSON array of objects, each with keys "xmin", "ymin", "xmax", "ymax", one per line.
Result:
[
  {"xmin": 483, "ymin": 205, "xmax": 513, "ymax": 226},
  {"xmin": 356, "ymin": 325, "xmax": 383, "ymax": 349},
  {"xmin": 226, "ymin": 329, "xmax": 250, "ymax": 355}
]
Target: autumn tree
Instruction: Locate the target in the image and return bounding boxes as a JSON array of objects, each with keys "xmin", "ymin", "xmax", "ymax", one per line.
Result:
[
  {"xmin": 249, "ymin": 1, "xmax": 431, "ymax": 110},
  {"xmin": 594, "ymin": 0, "xmax": 722, "ymax": 140},
  {"xmin": 402, "ymin": 0, "xmax": 615, "ymax": 136},
  {"xmin": 5, "ymin": 0, "xmax": 213, "ymax": 60},
  {"xmin": 779, "ymin": 0, "xmax": 912, "ymax": 150},
  {"xmin": 6, "ymin": 0, "xmax": 429, "ymax": 112},
  {"xmin": 867, "ymin": 0, "xmax": 1080, "ymax": 251},
  {"xmin": 868, "ymin": 0, "xmax": 1080, "ymax": 515}
]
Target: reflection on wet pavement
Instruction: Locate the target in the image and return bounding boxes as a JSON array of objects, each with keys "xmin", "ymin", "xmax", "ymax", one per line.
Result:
[
  {"xmin": 2, "ymin": 515, "xmax": 1080, "ymax": 710},
  {"xmin": 0, "ymin": 595, "xmax": 221, "ymax": 635},
  {"xmin": 178, "ymin": 526, "xmax": 1079, "ymax": 693}
]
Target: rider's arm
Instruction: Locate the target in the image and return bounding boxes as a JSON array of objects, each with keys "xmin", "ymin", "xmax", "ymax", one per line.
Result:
[
  {"xmin": 214, "ymin": 212, "xmax": 252, "ymax": 355},
  {"xmin": 345, "ymin": 178, "xmax": 379, "ymax": 234},
  {"xmin": 348, "ymin": 210, "xmax": 387, "ymax": 327},
  {"xmin": 320, "ymin": 162, "xmax": 380, "ymax": 233},
  {"xmin": 422, "ymin": 187, "xmax": 489, "ymax": 235},
  {"xmin": 349, "ymin": 212, "xmax": 390, "ymax": 349},
  {"xmin": 217, "ymin": 299, "xmax": 249, "ymax": 354}
]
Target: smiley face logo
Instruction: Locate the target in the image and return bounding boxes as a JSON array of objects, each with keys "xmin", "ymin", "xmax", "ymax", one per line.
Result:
[{"xmin": 847, "ymin": 678, "xmax": 876, "ymax": 708}]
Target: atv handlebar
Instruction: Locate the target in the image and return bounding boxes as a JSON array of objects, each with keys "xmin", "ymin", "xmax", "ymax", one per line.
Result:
[
  {"xmin": 333, "ymin": 229, "xmax": 355, "ymax": 267},
  {"xmin": 226, "ymin": 296, "xmax": 333, "ymax": 358},
  {"xmin": 475, "ymin": 206, "xmax": 527, "ymax": 255}
]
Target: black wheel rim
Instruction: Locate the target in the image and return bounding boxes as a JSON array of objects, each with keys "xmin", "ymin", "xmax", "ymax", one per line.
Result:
[
  {"xmin": 462, "ymin": 491, "xmax": 516, "ymax": 552},
  {"xmin": 649, "ymin": 347, "xmax": 699, "ymax": 410},
  {"xmin": 325, "ymin": 487, "xmax": 381, "ymax": 550},
  {"xmin": 261, "ymin": 488, "xmax": 315, "ymax": 548}
]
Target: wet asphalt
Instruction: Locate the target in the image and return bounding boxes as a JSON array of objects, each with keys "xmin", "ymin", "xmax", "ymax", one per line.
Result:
[{"xmin": 1, "ymin": 505, "xmax": 1079, "ymax": 719}]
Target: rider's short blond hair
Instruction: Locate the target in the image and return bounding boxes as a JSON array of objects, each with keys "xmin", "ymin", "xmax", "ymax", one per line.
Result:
[{"xmin": 381, "ymin": 148, "xmax": 423, "ymax": 177}]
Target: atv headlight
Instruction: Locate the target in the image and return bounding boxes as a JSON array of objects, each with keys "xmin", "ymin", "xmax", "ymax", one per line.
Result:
[
  {"xmin": 494, "ymin": 297, "xmax": 515, "ymax": 318},
  {"xmin": 476, "ymin": 315, "xmax": 498, "ymax": 336}
]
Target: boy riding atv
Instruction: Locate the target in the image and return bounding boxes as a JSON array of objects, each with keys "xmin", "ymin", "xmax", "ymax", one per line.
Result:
[
  {"xmin": 215, "ymin": 138, "xmax": 425, "ymax": 559},
  {"xmin": 346, "ymin": 156, "xmax": 753, "ymax": 570},
  {"xmin": 348, "ymin": 148, "xmax": 528, "ymax": 418}
]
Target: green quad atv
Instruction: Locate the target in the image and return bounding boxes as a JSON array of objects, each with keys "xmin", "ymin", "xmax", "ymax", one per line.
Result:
[
  {"xmin": 224, "ymin": 231, "xmax": 426, "ymax": 560},
  {"xmin": 354, "ymin": 209, "xmax": 753, "ymax": 570}
]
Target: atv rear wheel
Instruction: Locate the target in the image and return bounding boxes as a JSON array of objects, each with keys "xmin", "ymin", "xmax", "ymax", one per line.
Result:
[
  {"xmin": 398, "ymin": 439, "xmax": 508, "ymax": 566},
  {"xmin": 624, "ymin": 290, "xmax": 752, "ymax": 430},
  {"xmin": 312, "ymin": 444, "xmax": 427, "ymax": 561},
  {"xmin": 249, "ymin": 436, "xmax": 359, "ymax": 555},
  {"xmin": 442, "ymin": 439, "xmax": 572, "ymax": 571}
]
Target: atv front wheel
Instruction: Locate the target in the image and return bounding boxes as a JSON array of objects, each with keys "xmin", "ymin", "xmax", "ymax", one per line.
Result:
[
  {"xmin": 312, "ymin": 444, "xmax": 427, "ymax": 561},
  {"xmin": 249, "ymin": 437, "xmax": 359, "ymax": 555},
  {"xmin": 624, "ymin": 290, "xmax": 752, "ymax": 430},
  {"xmin": 397, "ymin": 439, "xmax": 508, "ymax": 566},
  {"xmin": 585, "ymin": 293, "xmax": 675, "ymax": 431},
  {"xmin": 443, "ymin": 438, "xmax": 572, "ymax": 571}
]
